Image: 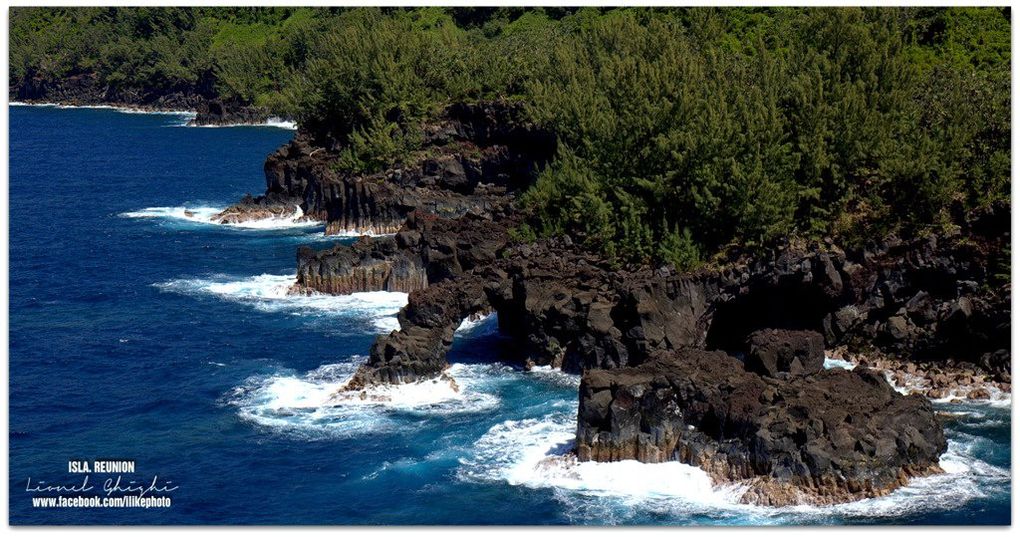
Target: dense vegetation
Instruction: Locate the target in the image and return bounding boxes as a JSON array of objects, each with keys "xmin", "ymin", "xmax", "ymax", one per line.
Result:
[{"xmin": 11, "ymin": 7, "xmax": 1011, "ymax": 268}]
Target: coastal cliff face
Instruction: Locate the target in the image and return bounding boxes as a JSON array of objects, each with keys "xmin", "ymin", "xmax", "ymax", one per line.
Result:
[
  {"xmin": 311, "ymin": 206, "xmax": 1002, "ymax": 504},
  {"xmin": 231, "ymin": 96, "xmax": 1007, "ymax": 506},
  {"xmin": 216, "ymin": 101, "xmax": 554, "ymax": 234},
  {"xmin": 326, "ymin": 206, "xmax": 1003, "ymax": 404},
  {"xmin": 11, "ymin": 71, "xmax": 207, "ymax": 110},
  {"xmin": 292, "ymin": 211, "xmax": 510, "ymax": 295},
  {"xmin": 575, "ymin": 348, "xmax": 946, "ymax": 506},
  {"xmin": 9, "ymin": 72, "xmax": 271, "ymax": 125},
  {"xmin": 305, "ymin": 201, "xmax": 1009, "ymax": 393},
  {"xmin": 827, "ymin": 205, "xmax": 1011, "ymax": 374}
]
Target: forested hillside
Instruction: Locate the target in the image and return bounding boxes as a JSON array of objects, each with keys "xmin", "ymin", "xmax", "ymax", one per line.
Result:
[{"xmin": 10, "ymin": 7, "xmax": 1011, "ymax": 268}]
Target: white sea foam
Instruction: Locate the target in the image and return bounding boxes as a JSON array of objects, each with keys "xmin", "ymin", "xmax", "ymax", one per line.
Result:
[
  {"xmin": 372, "ymin": 316, "xmax": 402, "ymax": 333},
  {"xmin": 265, "ymin": 117, "xmax": 298, "ymax": 130},
  {"xmin": 11, "ymin": 101, "xmax": 196, "ymax": 117},
  {"xmin": 183, "ymin": 117, "xmax": 297, "ymax": 130},
  {"xmin": 524, "ymin": 366, "xmax": 581, "ymax": 389},
  {"xmin": 227, "ymin": 361, "xmax": 500, "ymax": 438},
  {"xmin": 880, "ymin": 368, "xmax": 1013, "ymax": 408},
  {"xmin": 456, "ymin": 312, "xmax": 497, "ymax": 334},
  {"xmin": 457, "ymin": 398, "xmax": 1010, "ymax": 524},
  {"xmin": 822, "ymin": 356, "xmax": 856, "ymax": 370},
  {"xmin": 458, "ymin": 410, "xmax": 744, "ymax": 510},
  {"xmin": 319, "ymin": 228, "xmax": 395, "ymax": 238},
  {"xmin": 120, "ymin": 205, "xmax": 323, "ymax": 231},
  {"xmin": 155, "ymin": 274, "xmax": 407, "ymax": 331}
]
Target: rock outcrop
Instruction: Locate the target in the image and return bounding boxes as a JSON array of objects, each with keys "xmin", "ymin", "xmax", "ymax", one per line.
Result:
[
  {"xmin": 294, "ymin": 236, "xmax": 428, "ymax": 295},
  {"xmin": 576, "ymin": 348, "xmax": 947, "ymax": 506},
  {"xmin": 212, "ymin": 193, "xmax": 307, "ymax": 224},
  {"xmin": 218, "ymin": 100, "xmax": 555, "ymax": 234},
  {"xmin": 484, "ymin": 238, "xmax": 851, "ymax": 374},
  {"xmin": 188, "ymin": 98, "xmax": 276, "ymax": 126},
  {"xmin": 252, "ymin": 100, "xmax": 1005, "ymax": 507},
  {"xmin": 346, "ymin": 272, "xmax": 493, "ymax": 388},
  {"xmin": 341, "ymin": 202, "xmax": 1010, "ymax": 390},
  {"xmin": 292, "ymin": 211, "xmax": 510, "ymax": 295}
]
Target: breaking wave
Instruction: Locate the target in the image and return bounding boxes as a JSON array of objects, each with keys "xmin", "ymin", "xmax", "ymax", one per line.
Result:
[
  {"xmin": 182, "ymin": 117, "xmax": 297, "ymax": 130},
  {"xmin": 155, "ymin": 274, "xmax": 406, "ymax": 331},
  {"xmin": 455, "ymin": 312, "xmax": 498, "ymax": 335},
  {"xmin": 10, "ymin": 101, "xmax": 196, "ymax": 117},
  {"xmin": 456, "ymin": 399, "xmax": 1011, "ymax": 525},
  {"xmin": 225, "ymin": 361, "xmax": 501, "ymax": 439},
  {"xmin": 457, "ymin": 409, "xmax": 745, "ymax": 514},
  {"xmin": 120, "ymin": 205, "xmax": 323, "ymax": 231}
]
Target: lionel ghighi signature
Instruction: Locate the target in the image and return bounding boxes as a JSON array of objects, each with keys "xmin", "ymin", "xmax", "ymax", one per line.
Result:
[{"xmin": 24, "ymin": 459, "xmax": 178, "ymax": 508}]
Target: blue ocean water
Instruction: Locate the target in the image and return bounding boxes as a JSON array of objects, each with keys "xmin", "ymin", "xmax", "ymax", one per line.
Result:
[{"xmin": 8, "ymin": 105, "xmax": 1011, "ymax": 525}]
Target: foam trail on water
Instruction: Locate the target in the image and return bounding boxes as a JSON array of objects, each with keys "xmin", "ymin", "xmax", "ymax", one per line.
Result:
[
  {"xmin": 226, "ymin": 361, "xmax": 501, "ymax": 438},
  {"xmin": 457, "ymin": 399, "xmax": 1010, "ymax": 525},
  {"xmin": 11, "ymin": 101, "xmax": 196, "ymax": 117},
  {"xmin": 458, "ymin": 409, "xmax": 744, "ymax": 507},
  {"xmin": 155, "ymin": 274, "xmax": 406, "ymax": 331},
  {"xmin": 120, "ymin": 205, "xmax": 323, "ymax": 231}
]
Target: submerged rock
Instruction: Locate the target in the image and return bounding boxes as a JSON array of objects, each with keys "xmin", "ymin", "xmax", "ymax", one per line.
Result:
[
  {"xmin": 575, "ymin": 348, "xmax": 947, "ymax": 506},
  {"xmin": 212, "ymin": 192, "xmax": 306, "ymax": 225}
]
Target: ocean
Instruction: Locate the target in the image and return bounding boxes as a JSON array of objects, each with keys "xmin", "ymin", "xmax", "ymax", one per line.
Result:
[{"xmin": 8, "ymin": 104, "xmax": 1011, "ymax": 525}]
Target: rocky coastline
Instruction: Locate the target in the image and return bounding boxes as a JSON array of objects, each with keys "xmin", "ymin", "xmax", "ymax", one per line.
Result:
[
  {"xmin": 575, "ymin": 347, "xmax": 946, "ymax": 506},
  {"xmin": 212, "ymin": 101, "xmax": 553, "ymax": 234},
  {"xmin": 9, "ymin": 73, "xmax": 284, "ymax": 126},
  {"xmin": 217, "ymin": 99, "xmax": 1011, "ymax": 505}
]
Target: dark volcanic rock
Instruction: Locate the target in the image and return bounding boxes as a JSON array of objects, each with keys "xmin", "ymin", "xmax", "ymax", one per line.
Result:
[
  {"xmin": 294, "ymin": 236, "xmax": 427, "ymax": 295},
  {"xmin": 293, "ymin": 211, "xmax": 510, "ymax": 295},
  {"xmin": 212, "ymin": 192, "xmax": 305, "ymax": 224},
  {"xmin": 232, "ymin": 100, "xmax": 554, "ymax": 235},
  {"xmin": 11, "ymin": 71, "xmax": 278, "ymax": 129},
  {"xmin": 828, "ymin": 203, "xmax": 1011, "ymax": 373},
  {"xmin": 345, "ymin": 273, "xmax": 492, "ymax": 388},
  {"xmin": 485, "ymin": 238, "xmax": 855, "ymax": 374},
  {"xmin": 576, "ymin": 349, "xmax": 947, "ymax": 506},
  {"xmin": 11, "ymin": 71, "xmax": 209, "ymax": 111},
  {"xmin": 744, "ymin": 329, "xmax": 825, "ymax": 377},
  {"xmin": 345, "ymin": 202, "xmax": 1010, "ymax": 390},
  {"xmin": 189, "ymin": 98, "xmax": 276, "ymax": 126}
]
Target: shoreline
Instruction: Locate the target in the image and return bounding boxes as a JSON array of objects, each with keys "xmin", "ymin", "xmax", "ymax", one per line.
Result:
[
  {"xmin": 10, "ymin": 99, "xmax": 196, "ymax": 115},
  {"xmin": 827, "ymin": 346, "xmax": 1011, "ymax": 404},
  {"xmin": 9, "ymin": 99, "xmax": 297, "ymax": 129},
  {"xmin": 7, "ymin": 100, "xmax": 1007, "ymax": 518}
]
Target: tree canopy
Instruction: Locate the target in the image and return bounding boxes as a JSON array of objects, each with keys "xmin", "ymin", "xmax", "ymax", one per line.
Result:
[{"xmin": 11, "ymin": 7, "xmax": 1011, "ymax": 268}]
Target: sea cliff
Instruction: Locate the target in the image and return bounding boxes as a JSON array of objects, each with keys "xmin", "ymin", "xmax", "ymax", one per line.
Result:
[{"xmin": 211, "ymin": 99, "xmax": 1013, "ymax": 505}]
